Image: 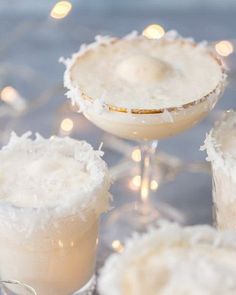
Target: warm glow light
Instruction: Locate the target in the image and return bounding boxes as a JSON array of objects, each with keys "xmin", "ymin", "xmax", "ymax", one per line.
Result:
[
  {"xmin": 1, "ymin": 86, "xmax": 18, "ymax": 103},
  {"xmin": 50, "ymin": 1, "xmax": 72, "ymax": 19},
  {"xmin": 150, "ymin": 180, "xmax": 159, "ymax": 191},
  {"xmin": 0, "ymin": 86, "xmax": 27, "ymax": 112},
  {"xmin": 141, "ymin": 180, "xmax": 149, "ymax": 201},
  {"xmin": 142, "ymin": 24, "xmax": 165, "ymax": 40},
  {"xmin": 129, "ymin": 175, "xmax": 141, "ymax": 191},
  {"xmin": 129, "ymin": 176, "xmax": 159, "ymax": 192},
  {"xmin": 58, "ymin": 240, "xmax": 64, "ymax": 248},
  {"xmin": 60, "ymin": 118, "xmax": 74, "ymax": 132},
  {"xmin": 215, "ymin": 40, "xmax": 234, "ymax": 57},
  {"xmin": 112, "ymin": 240, "xmax": 124, "ymax": 253},
  {"xmin": 131, "ymin": 148, "xmax": 141, "ymax": 162}
]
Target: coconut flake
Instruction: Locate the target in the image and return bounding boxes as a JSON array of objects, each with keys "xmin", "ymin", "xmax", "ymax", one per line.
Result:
[
  {"xmin": 98, "ymin": 222, "xmax": 236, "ymax": 295},
  {"xmin": 201, "ymin": 110, "xmax": 236, "ymax": 182},
  {"xmin": 0, "ymin": 132, "xmax": 111, "ymax": 236}
]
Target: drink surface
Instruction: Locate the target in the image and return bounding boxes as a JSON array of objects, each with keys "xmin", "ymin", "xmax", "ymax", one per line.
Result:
[
  {"xmin": 65, "ymin": 31, "xmax": 224, "ymax": 111},
  {"xmin": 0, "ymin": 132, "xmax": 110, "ymax": 209}
]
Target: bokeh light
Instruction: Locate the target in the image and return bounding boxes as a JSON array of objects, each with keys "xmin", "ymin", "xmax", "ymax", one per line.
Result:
[
  {"xmin": 60, "ymin": 118, "xmax": 74, "ymax": 132},
  {"xmin": 215, "ymin": 40, "xmax": 234, "ymax": 57},
  {"xmin": 150, "ymin": 180, "xmax": 158, "ymax": 191},
  {"xmin": 131, "ymin": 148, "xmax": 141, "ymax": 162},
  {"xmin": 58, "ymin": 240, "xmax": 64, "ymax": 248},
  {"xmin": 142, "ymin": 24, "xmax": 165, "ymax": 40},
  {"xmin": 50, "ymin": 1, "xmax": 72, "ymax": 19},
  {"xmin": 112, "ymin": 240, "xmax": 124, "ymax": 253},
  {"xmin": 1, "ymin": 86, "xmax": 18, "ymax": 103},
  {"xmin": 141, "ymin": 180, "xmax": 149, "ymax": 201},
  {"xmin": 129, "ymin": 175, "xmax": 159, "ymax": 192},
  {"xmin": 0, "ymin": 86, "xmax": 27, "ymax": 112},
  {"xmin": 129, "ymin": 175, "xmax": 141, "ymax": 191}
]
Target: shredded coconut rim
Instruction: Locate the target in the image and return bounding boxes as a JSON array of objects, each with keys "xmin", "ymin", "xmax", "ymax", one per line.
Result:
[
  {"xmin": 0, "ymin": 132, "xmax": 111, "ymax": 213},
  {"xmin": 98, "ymin": 222, "xmax": 236, "ymax": 295},
  {"xmin": 201, "ymin": 110, "xmax": 236, "ymax": 180}
]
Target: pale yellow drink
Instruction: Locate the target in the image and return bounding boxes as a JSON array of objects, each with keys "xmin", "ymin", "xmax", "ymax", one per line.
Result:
[{"xmin": 0, "ymin": 133, "xmax": 110, "ymax": 295}]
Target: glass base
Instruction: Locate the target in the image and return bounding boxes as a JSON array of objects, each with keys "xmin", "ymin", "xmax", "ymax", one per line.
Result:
[
  {"xmin": 102, "ymin": 202, "xmax": 185, "ymax": 250},
  {"xmin": 0, "ymin": 276, "xmax": 96, "ymax": 295},
  {"xmin": 72, "ymin": 275, "xmax": 96, "ymax": 295},
  {"xmin": 0, "ymin": 281, "xmax": 36, "ymax": 295}
]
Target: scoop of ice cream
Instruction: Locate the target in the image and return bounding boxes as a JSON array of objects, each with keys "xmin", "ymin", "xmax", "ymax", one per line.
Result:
[{"xmin": 116, "ymin": 54, "xmax": 171, "ymax": 84}]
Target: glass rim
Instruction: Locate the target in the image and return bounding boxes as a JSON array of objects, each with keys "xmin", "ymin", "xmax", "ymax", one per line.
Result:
[
  {"xmin": 67, "ymin": 37, "xmax": 226, "ymax": 115},
  {"xmin": 211, "ymin": 110, "xmax": 236, "ymax": 159},
  {"xmin": 79, "ymin": 75, "xmax": 225, "ymax": 115}
]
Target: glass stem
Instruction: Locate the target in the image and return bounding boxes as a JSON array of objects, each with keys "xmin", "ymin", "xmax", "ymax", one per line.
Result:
[{"xmin": 138, "ymin": 140, "xmax": 158, "ymax": 215}]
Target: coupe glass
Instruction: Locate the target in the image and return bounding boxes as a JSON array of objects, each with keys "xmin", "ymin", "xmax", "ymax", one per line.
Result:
[{"xmin": 63, "ymin": 35, "xmax": 226, "ymax": 245}]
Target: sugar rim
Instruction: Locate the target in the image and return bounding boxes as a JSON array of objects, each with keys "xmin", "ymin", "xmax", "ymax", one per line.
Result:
[
  {"xmin": 0, "ymin": 132, "xmax": 111, "ymax": 215},
  {"xmin": 98, "ymin": 222, "xmax": 236, "ymax": 295},
  {"xmin": 201, "ymin": 110, "xmax": 236, "ymax": 180},
  {"xmin": 61, "ymin": 30, "xmax": 226, "ymax": 115}
]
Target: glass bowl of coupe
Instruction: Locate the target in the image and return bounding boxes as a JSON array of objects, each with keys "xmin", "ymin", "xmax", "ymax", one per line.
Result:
[{"xmin": 63, "ymin": 30, "xmax": 226, "ymax": 244}]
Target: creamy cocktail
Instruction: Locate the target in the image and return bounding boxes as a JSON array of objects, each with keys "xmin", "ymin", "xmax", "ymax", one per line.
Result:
[
  {"xmin": 62, "ymin": 30, "xmax": 226, "ymax": 240},
  {"xmin": 203, "ymin": 110, "xmax": 236, "ymax": 230},
  {"xmin": 0, "ymin": 133, "xmax": 110, "ymax": 295},
  {"xmin": 99, "ymin": 223, "xmax": 236, "ymax": 295},
  {"xmin": 63, "ymin": 31, "xmax": 225, "ymax": 141}
]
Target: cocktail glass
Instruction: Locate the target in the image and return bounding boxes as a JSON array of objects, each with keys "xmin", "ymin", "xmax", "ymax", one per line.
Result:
[{"xmin": 63, "ymin": 34, "xmax": 226, "ymax": 244}]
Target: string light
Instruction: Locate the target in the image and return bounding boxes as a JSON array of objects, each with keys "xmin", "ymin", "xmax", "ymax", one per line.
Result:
[
  {"xmin": 1, "ymin": 86, "xmax": 27, "ymax": 112},
  {"xmin": 60, "ymin": 118, "xmax": 74, "ymax": 132},
  {"xmin": 150, "ymin": 180, "xmax": 158, "ymax": 191},
  {"xmin": 215, "ymin": 40, "xmax": 234, "ymax": 57},
  {"xmin": 141, "ymin": 180, "xmax": 149, "ymax": 201},
  {"xmin": 131, "ymin": 148, "xmax": 141, "ymax": 162},
  {"xmin": 112, "ymin": 240, "xmax": 124, "ymax": 253},
  {"xmin": 1, "ymin": 86, "xmax": 18, "ymax": 103},
  {"xmin": 129, "ymin": 175, "xmax": 159, "ymax": 192},
  {"xmin": 58, "ymin": 240, "xmax": 64, "ymax": 248},
  {"xmin": 129, "ymin": 175, "xmax": 141, "ymax": 191},
  {"xmin": 142, "ymin": 24, "xmax": 165, "ymax": 40},
  {"xmin": 50, "ymin": 1, "xmax": 72, "ymax": 19}
]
